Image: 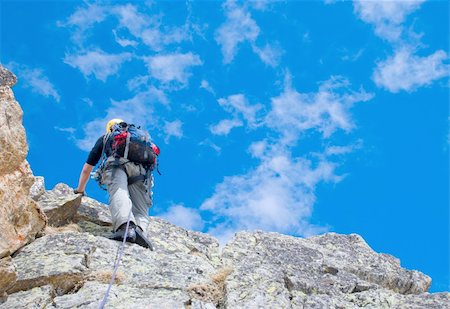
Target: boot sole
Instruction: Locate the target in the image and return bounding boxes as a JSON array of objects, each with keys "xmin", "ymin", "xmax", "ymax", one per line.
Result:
[{"xmin": 135, "ymin": 229, "xmax": 154, "ymax": 251}]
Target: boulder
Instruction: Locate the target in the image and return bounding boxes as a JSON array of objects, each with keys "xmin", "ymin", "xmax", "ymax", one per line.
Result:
[
  {"xmin": 0, "ymin": 65, "xmax": 46, "ymax": 258},
  {"xmin": 74, "ymin": 196, "xmax": 112, "ymax": 226},
  {"xmin": 37, "ymin": 183, "xmax": 82, "ymax": 227}
]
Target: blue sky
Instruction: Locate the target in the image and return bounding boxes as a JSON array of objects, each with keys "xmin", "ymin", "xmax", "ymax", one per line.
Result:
[{"xmin": 1, "ymin": 0, "xmax": 448, "ymax": 292}]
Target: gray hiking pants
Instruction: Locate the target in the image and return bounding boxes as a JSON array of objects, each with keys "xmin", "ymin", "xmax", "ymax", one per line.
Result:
[{"xmin": 102, "ymin": 157, "xmax": 153, "ymax": 232}]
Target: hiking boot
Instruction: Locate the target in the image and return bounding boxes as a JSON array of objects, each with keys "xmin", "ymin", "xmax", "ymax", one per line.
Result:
[
  {"xmin": 111, "ymin": 222, "xmax": 136, "ymax": 243},
  {"xmin": 135, "ymin": 226, "xmax": 154, "ymax": 251}
]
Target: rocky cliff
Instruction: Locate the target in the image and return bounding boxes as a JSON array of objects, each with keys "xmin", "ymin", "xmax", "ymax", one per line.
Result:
[
  {"xmin": 0, "ymin": 66, "xmax": 448, "ymax": 308},
  {"xmin": 0, "ymin": 66, "xmax": 46, "ymax": 260}
]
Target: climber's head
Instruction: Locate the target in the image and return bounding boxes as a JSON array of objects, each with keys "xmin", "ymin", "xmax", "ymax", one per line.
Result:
[{"xmin": 105, "ymin": 118, "xmax": 125, "ymax": 133}]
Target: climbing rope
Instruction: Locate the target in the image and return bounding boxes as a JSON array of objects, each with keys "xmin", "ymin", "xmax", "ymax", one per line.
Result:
[{"xmin": 98, "ymin": 207, "xmax": 133, "ymax": 309}]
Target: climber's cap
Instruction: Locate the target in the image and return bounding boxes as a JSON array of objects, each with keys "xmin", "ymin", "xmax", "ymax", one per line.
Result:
[{"xmin": 106, "ymin": 118, "xmax": 125, "ymax": 133}]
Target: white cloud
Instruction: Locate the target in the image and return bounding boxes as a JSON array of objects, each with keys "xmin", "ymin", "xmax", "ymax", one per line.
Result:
[
  {"xmin": 215, "ymin": 1, "xmax": 260, "ymax": 63},
  {"xmin": 201, "ymin": 75, "xmax": 373, "ymax": 242},
  {"xmin": 210, "ymin": 118, "xmax": 243, "ymax": 135},
  {"xmin": 252, "ymin": 43, "xmax": 282, "ymax": 67},
  {"xmin": 353, "ymin": 0, "xmax": 449, "ymax": 93},
  {"xmin": 324, "ymin": 139, "xmax": 363, "ymax": 156},
  {"xmin": 7, "ymin": 62, "xmax": 61, "ymax": 102},
  {"xmin": 112, "ymin": 29, "xmax": 138, "ymax": 47},
  {"xmin": 201, "ymin": 144, "xmax": 337, "ymax": 242},
  {"xmin": 353, "ymin": 0, "xmax": 425, "ymax": 42},
  {"xmin": 59, "ymin": 3, "xmax": 107, "ymax": 45},
  {"xmin": 200, "ymin": 79, "xmax": 215, "ymax": 95},
  {"xmin": 373, "ymin": 48, "xmax": 449, "ymax": 93},
  {"xmin": 160, "ymin": 204, "xmax": 204, "ymax": 231},
  {"xmin": 112, "ymin": 3, "xmax": 189, "ymax": 51},
  {"xmin": 163, "ymin": 120, "xmax": 183, "ymax": 143},
  {"xmin": 215, "ymin": 1, "xmax": 283, "ymax": 65},
  {"xmin": 81, "ymin": 97, "xmax": 94, "ymax": 107},
  {"xmin": 55, "ymin": 126, "xmax": 76, "ymax": 134},
  {"xmin": 63, "ymin": 3, "xmax": 106, "ymax": 30},
  {"xmin": 64, "ymin": 49, "xmax": 132, "ymax": 82},
  {"xmin": 210, "ymin": 94, "xmax": 263, "ymax": 135},
  {"xmin": 144, "ymin": 52, "xmax": 202, "ymax": 86},
  {"xmin": 266, "ymin": 74, "xmax": 373, "ymax": 142},
  {"xmin": 218, "ymin": 94, "xmax": 263, "ymax": 127}
]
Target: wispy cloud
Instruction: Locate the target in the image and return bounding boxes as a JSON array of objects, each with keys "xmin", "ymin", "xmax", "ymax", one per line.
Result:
[
  {"xmin": 252, "ymin": 43, "xmax": 283, "ymax": 67},
  {"xmin": 58, "ymin": 3, "xmax": 107, "ymax": 45},
  {"xmin": 210, "ymin": 94, "xmax": 263, "ymax": 135},
  {"xmin": 159, "ymin": 204, "xmax": 204, "ymax": 231},
  {"xmin": 200, "ymin": 79, "xmax": 215, "ymax": 95},
  {"xmin": 64, "ymin": 49, "xmax": 132, "ymax": 82},
  {"xmin": 143, "ymin": 52, "xmax": 202, "ymax": 86},
  {"xmin": 218, "ymin": 94, "xmax": 263, "ymax": 127},
  {"xmin": 353, "ymin": 0, "xmax": 425, "ymax": 42},
  {"xmin": 7, "ymin": 62, "xmax": 61, "ymax": 102},
  {"xmin": 373, "ymin": 48, "xmax": 449, "ymax": 93},
  {"xmin": 201, "ymin": 142, "xmax": 337, "ymax": 242},
  {"xmin": 112, "ymin": 3, "xmax": 190, "ymax": 51},
  {"xmin": 353, "ymin": 0, "xmax": 449, "ymax": 93},
  {"xmin": 210, "ymin": 118, "xmax": 243, "ymax": 135},
  {"xmin": 215, "ymin": 1, "xmax": 260, "ymax": 63},
  {"xmin": 215, "ymin": 0, "xmax": 281, "ymax": 66},
  {"xmin": 163, "ymin": 120, "xmax": 183, "ymax": 143},
  {"xmin": 266, "ymin": 74, "xmax": 373, "ymax": 143},
  {"xmin": 202, "ymin": 74, "xmax": 372, "ymax": 242}
]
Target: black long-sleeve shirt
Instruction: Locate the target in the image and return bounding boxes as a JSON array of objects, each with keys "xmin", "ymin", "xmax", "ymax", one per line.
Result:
[{"xmin": 86, "ymin": 135, "xmax": 113, "ymax": 166}]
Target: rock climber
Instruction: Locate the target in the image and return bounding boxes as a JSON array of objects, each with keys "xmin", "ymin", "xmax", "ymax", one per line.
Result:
[{"xmin": 74, "ymin": 118, "xmax": 156, "ymax": 250}]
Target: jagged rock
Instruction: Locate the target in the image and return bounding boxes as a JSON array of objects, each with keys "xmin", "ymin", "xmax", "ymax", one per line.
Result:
[
  {"xmin": 221, "ymin": 231, "xmax": 444, "ymax": 308},
  {"xmin": 30, "ymin": 176, "xmax": 45, "ymax": 201},
  {"xmin": 0, "ymin": 65, "xmax": 46, "ymax": 258},
  {"xmin": 6, "ymin": 217, "xmax": 224, "ymax": 307},
  {"xmin": 308, "ymin": 233, "xmax": 430, "ymax": 294},
  {"xmin": 0, "ymin": 285, "xmax": 54, "ymax": 309},
  {"xmin": 148, "ymin": 217, "xmax": 222, "ymax": 268},
  {"xmin": 7, "ymin": 232, "xmax": 97, "ymax": 295},
  {"xmin": 0, "ymin": 257, "xmax": 16, "ymax": 296},
  {"xmin": 0, "ymin": 67, "xmax": 27, "ymax": 175},
  {"xmin": 4, "ymin": 210, "xmax": 449, "ymax": 308},
  {"xmin": 37, "ymin": 183, "xmax": 82, "ymax": 227},
  {"xmin": 74, "ymin": 196, "xmax": 112, "ymax": 226},
  {"xmin": 0, "ymin": 66, "xmax": 16, "ymax": 87}
]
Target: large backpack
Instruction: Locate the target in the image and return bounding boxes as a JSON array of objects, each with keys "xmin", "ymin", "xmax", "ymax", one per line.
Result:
[{"xmin": 109, "ymin": 123, "xmax": 159, "ymax": 168}]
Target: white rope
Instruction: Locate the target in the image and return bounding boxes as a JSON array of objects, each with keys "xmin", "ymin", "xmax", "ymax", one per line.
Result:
[{"xmin": 98, "ymin": 207, "xmax": 133, "ymax": 309}]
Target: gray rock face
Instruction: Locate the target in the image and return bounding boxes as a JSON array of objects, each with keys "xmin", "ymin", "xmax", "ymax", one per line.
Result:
[
  {"xmin": 37, "ymin": 183, "xmax": 82, "ymax": 227},
  {"xmin": 0, "ymin": 285, "xmax": 54, "ymax": 309},
  {"xmin": 74, "ymin": 196, "xmax": 112, "ymax": 226},
  {"xmin": 221, "ymin": 231, "xmax": 446, "ymax": 309},
  {"xmin": 1, "ymin": 193, "xmax": 448, "ymax": 308}
]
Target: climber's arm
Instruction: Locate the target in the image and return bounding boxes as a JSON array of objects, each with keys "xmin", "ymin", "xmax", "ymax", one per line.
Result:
[{"xmin": 75, "ymin": 163, "xmax": 94, "ymax": 194}]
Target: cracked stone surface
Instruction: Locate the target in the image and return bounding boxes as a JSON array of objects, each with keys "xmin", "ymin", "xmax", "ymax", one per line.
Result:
[
  {"xmin": 37, "ymin": 183, "xmax": 82, "ymax": 227},
  {"xmin": 1, "ymin": 189, "xmax": 449, "ymax": 308},
  {"xmin": 221, "ymin": 231, "xmax": 447, "ymax": 308},
  {"xmin": 0, "ymin": 65, "xmax": 46, "ymax": 259},
  {"xmin": 0, "ymin": 257, "xmax": 16, "ymax": 296}
]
